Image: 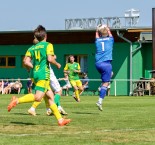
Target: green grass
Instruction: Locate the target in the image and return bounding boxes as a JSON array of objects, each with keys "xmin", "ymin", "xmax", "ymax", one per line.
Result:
[{"xmin": 0, "ymin": 95, "xmax": 155, "ymax": 145}]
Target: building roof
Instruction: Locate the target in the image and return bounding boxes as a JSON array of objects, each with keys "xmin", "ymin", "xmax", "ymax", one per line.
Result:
[{"xmin": 0, "ymin": 27, "xmax": 152, "ymax": 45}]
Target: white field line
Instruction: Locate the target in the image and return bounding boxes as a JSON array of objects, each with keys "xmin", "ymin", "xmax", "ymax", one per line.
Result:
[{"xmin": 1, "ymin": 128, "xmax": 155, "ymax": 137}]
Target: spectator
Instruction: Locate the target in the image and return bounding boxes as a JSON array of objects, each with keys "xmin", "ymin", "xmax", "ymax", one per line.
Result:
[
  {"xmin": 0, "ymin": 79, "xmax": 4, "ymax": 94},
  {"xmin": 27, "ymin": 78, "xmax": 33, "ymax": 93},
  {"xmin": 12, "ymin": 78, "xmax": 22, "ymax": 94},
  {"xmin": 9, "ymin": 79, "xmax": 15, "ymax": 92},
  {"xmin": 59, "ymin": 73, "xmax": 72, "ymax": 96},
  {"xmin": 150, "ymin": 78, "xmax": 155, "ymax": 95},
  {"xmin": 3, "ymin": 79, "xmax": 11, "ymax": 94},
  {"xmin": 80, "ymin": 72, "xmax": 89, "ymax": 95}
]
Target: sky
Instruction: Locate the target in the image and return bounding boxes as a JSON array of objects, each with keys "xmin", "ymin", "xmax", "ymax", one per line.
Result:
[{"xmin": 0, "ymin": 0, "xmax": 155, "ymax": 31}]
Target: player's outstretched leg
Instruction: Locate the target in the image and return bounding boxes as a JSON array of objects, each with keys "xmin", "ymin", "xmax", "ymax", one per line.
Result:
[
  {"xmin": 8, "ymin": 96, "xmax": 18, "ymax": 112},
  {"xmin": 8, "ymin": 94, "xmax": 35, "ymax": 112}
]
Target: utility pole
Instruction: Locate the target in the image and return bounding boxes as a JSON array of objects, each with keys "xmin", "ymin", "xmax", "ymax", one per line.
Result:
[{"xmin": 152, "ymin": 8, "xmax": 155, "ymax": 77}]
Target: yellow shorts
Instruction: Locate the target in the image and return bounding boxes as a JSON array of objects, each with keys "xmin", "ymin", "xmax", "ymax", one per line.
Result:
[
  {"xmin": 34, "ymin": 80, "xmax": 51, "ymax": 92},
  {"xmin": 70, "ymin": 80, "xmax": 82, "ymax": 87}
]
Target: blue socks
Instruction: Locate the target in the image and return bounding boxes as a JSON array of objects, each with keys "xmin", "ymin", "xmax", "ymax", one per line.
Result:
[{"xmin": 99, "ymin": 86, "xmax": 107, "ymax": 99}]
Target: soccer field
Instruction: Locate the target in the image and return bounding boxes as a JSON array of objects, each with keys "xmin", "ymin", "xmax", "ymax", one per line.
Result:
[{"xmin": 0, "ymin": 95, "xmax": 155, "ymax": 145}]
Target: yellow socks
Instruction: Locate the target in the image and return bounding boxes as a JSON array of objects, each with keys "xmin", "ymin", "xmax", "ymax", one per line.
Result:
[
  {"xmin": 78, "ymin": 90, "xmax": 82, "ymax": 95},
  {"xmin": 31, "ymin": 101, "xmax": 42, "ymax": 108},
  {"xmin": 50, "ymin": 103, "xmax": 62, "ymax": 120},
  {"xmin": 75, "ymin": 90, "xmax": 80, "ymax": 100},
  {"xmin": 18, "ymin": 94, "xmax": 35, "ymax": 104}
]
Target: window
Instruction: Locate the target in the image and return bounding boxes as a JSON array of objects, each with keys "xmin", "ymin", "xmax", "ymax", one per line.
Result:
[
  {"xmin": 0, "ymin": 56, "xmax": 16, "ymax": 68},
  {"xmin": 65, "ymin": 55, "xmax": 88, "ymax": 73},
  {"xmin": 8, "ymin": 57, "xmax": 15, "ymax": 66},
  {"xmin": 0, "ymin": 57, "xmax": 6, "ymax": 66}
]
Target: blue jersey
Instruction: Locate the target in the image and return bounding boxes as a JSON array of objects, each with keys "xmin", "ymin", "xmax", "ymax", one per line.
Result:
[{"xmin": 95, "ymin": 36, "xmax": 114, "ymax": 63}]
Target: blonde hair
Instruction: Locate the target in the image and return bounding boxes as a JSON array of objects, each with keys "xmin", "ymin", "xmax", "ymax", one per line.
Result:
[{"xmin": 99, "ymin": 27, "xmax": 108, "ymax": 37}]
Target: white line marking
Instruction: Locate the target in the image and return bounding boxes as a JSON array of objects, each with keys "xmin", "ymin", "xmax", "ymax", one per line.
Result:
[{"xmin": 1, "ymin": 128, "xmax": 155, "ymax": 137}]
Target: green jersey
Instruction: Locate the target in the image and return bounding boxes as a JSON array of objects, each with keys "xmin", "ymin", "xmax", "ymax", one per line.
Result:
[
  {"xmin": 64, "ymin": 62, "xmax": 81, "ymax": 80},
  {"xmin": 25, "ymin": 41, "xmax": 54, "ymax": 82}
]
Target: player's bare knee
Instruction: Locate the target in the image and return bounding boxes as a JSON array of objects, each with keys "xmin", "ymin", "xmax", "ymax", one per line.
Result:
[
  {"xmin": 34, "ymin": 95, "xmax": 42, "ymax": 102},
  {"xmin": 80, "ymin": 88, "xmax": 84, "ymax": 91},
  {"xmin": 102, "ymin": 82, "xmax": 109, "ymax": 88}
]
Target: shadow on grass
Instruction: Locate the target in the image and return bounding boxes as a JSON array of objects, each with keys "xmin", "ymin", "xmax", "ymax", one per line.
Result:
[
  {"xmin": 72, "ymin": 112, "xmax": 98, "ymax": 114},
  {"xmin": 13, "ymin": 113, "xmax": 41, "ymax": 116},
  {"xmin": 10, "ymin": 121, "xmax": 36, "ymax": 125},
  {"xmin": 13, "ymin": 113, "xmax": 30, "ymax": 116}
]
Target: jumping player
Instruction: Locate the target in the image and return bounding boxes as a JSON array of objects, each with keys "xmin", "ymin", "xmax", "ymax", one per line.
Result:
[{"xmin": 95, "ymin": 24, "xmax": 114, "ymax": 111}]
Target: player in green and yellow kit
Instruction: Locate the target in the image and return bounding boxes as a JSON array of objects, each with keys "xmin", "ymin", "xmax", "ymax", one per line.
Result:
[
  {"xmin": 27, "ymin": 38, "xmax": 67, "ymax": 116},
  {"xmin": 7, "ymin": 25, "xmax": 71, "ymax": 126},
  {"xmin": 64, "ymin": 55, "xmax": 83, "ymax": 102}
]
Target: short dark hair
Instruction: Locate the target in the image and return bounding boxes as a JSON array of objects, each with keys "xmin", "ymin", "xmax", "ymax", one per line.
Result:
[
  {"xmin": 34, "ymin": 25, "xmax": 46, "ymax": 41},
  {"xmin": 68, "ymin": 55, "xmax": 74, "ymax": 62}
]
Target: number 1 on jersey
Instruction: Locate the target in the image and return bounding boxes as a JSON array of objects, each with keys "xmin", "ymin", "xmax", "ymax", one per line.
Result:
[{"xmin": 101, "ymin": 42, "xmax": 105, "ymax": 51}]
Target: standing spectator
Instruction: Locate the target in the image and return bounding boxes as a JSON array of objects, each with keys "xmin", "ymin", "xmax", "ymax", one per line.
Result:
[
  {"xmin": 95, "ymin": 24, "xmax": 114, "ymax": 111},
  {"xmin": 64, "ymin": 55, "xmax": 83, "ymax": 102},
  {"xmin": 59, "ymin": 73, "xmax": 72, "ymax": 96}
]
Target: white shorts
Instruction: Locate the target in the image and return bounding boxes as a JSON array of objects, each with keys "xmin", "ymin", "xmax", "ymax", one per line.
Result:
[
  {"xmin": 50, "ymin": 67, "xmax": 61, "ymax": 93},
  {"xmin": 50, "ymin": 79, "xmax": 61, "ymax": 93},
  {"xmin": 62, "ymin": 84, "xmax": 72, "ymax": 89}
]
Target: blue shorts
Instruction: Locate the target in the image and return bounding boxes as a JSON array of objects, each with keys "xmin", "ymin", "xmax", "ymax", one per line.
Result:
[{"xmin": 95, "ymin": 61, "xmax": 112, "ymax": 83}]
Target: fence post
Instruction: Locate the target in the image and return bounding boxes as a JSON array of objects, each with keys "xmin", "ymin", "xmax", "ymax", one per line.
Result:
[
  {"xmin": 114, "ymin": 80, "xmax": 116, "ymax": 96},
  {"xmin": 2, "ymin": 79, "xmax": 4, "ymax": 95}
]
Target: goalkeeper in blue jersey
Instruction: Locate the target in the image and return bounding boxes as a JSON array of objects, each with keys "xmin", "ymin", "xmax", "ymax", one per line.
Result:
[{"xmin": 95, "ymin": 24, "xmax": 114, "ymax": 111}]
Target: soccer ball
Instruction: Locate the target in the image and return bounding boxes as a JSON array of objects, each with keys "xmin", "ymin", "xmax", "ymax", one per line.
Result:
[
  {"xmin": 97, "ymin": 24, "xmax": 109, "ymax": 37},
  {"xmin": 97, "ymin": 24, "xmax": 107, "ymax": 31}
]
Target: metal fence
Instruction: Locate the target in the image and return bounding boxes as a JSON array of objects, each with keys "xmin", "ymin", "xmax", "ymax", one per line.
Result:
[{"xmin": 0, "ymin": 78, "xmax": 154, "ymax": 96}]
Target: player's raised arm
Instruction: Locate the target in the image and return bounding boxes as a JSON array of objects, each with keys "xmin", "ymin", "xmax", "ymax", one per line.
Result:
[
  {"xmin": 96, "ymin": 24, "xmax": 101, "ymax": 39},
  {"xmin": 106, "ymin": 26, "xmax": 112, "ymax": 37}
]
